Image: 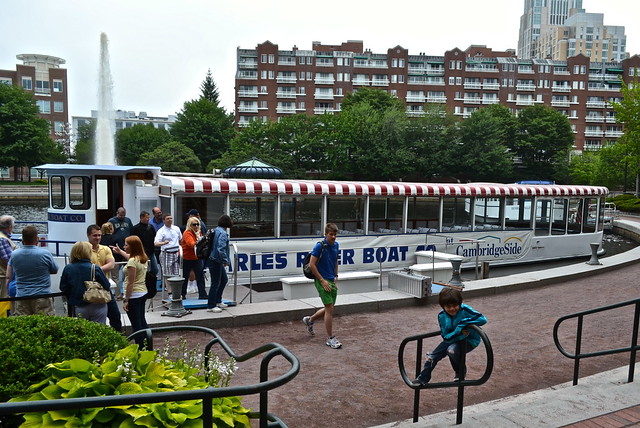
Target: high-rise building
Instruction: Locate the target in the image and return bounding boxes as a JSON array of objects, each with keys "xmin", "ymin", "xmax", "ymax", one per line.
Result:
[
  {"xmin": 234, "ymin": 40, "xmax": 640, "ymax": 153},
  {"xmin": 518, "ymin": 0, "xmax": 584, "ymax": 59}
]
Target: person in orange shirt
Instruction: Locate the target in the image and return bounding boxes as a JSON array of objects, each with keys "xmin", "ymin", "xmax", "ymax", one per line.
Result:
[{"xmin": 179, "ymin": 217, "xmax": 207, "ymax": 300}]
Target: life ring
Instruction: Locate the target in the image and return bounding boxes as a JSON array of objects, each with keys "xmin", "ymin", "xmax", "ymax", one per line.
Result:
[{"xmin": 39, "ymin": 236, "xmax": 47, "ymax": 247}]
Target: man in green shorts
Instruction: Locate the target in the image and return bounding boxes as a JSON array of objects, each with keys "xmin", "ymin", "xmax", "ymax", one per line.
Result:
[{"xmin": 302, "ymin": 223, "xmax": 341, "ymax": 348}]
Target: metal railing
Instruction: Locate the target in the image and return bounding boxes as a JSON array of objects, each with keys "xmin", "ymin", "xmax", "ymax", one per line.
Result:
[
  {"xmin": 0, "ymin": 325, "xmax": 300, "ymax": 428},
  {"xmin": 398, "ymin": 324, "xmax": 493, "ymax": 424},
  {"xmin": 553, "ymin": 297, "xmax": 639, "ymax": 385}
]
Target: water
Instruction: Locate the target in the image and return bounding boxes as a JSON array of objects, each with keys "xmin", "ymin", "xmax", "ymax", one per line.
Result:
[
  {"xmin": 3, "ymin": 200, "xmax": 48, "ymax": 234},
  {"xmin": 95, "ymin": 32, "xmax": 116, "ymax": 165}
]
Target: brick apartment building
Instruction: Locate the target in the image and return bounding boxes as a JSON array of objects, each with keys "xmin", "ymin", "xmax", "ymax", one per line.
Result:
[
  {"xmin": 235, "ymin": 40, "xmax": 640, "ymax": 153},
  {"xmin": 0, "ymin": 54, "xmax": 69, "ymax": 180}
]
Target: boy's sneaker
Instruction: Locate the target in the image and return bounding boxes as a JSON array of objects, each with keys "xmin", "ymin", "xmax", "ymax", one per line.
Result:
[
  {"xmin": 325, "ymin": 336, "xmax": 342, "ymax": 349},
  {"xmin": 207, "ymin": 307, "xmax": 222, "ymax": 313},
  {"xmin": 217, "ymin": 302, "xmax": 228, "ymax": 309},
  {"xmin": 414, "ymin": 376, "xmax": 429, "ymax": 386},
  {"xmin": 302, "ymin": 316, "xmax": 314, "ymax": 335}
]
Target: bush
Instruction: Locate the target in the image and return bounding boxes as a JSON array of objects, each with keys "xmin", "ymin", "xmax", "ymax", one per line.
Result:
[
  {"xmin": 609, "ymin": 194, "xmax": 640, "ymax": 213},
  {"xmin": 0, "ymin": 315, "xmax": 129, "ymax": 402}
]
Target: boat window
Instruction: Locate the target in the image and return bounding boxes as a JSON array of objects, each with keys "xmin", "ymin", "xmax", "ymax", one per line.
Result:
[
  {"xmin": 230, "ymin": 196, "xmax": 275, "ymax": 238},
  {"xmin": 69, "ymin": 176, "xmax": 91, "ymax": 210},
  {"xmin": 567, "ymin": 198, "xmax": 582, "ymax": 234},
  {"xmin": 474, "ymin": 198, "xmax": 503, "ymax": 231},
  {"xmin": 369, "ymin": 197, "xmax": 403, "ymax": 233},
  {"xmin": 280, "ymin": 196, "xmax": 322, "ymax": 236},
  {"xmin": 535, "ymin": 199, "xmax": 552, "ymax": 236},
  {"xmin": 407, "ymin": 197, "xmax": 439, "ymax": 233},
  {"xmin": 583, "ymin": 198, "xmax": 597, "ymax": 233},
  {"xmin": 551, "ymin": 198, "xmax": 568, "ymax": 235},
  {"xmin": 50, "ymin": 176, "xmax": 65, "ymax": 209},
  {"xmin": 327, "ymin": 197, "xmax": 364, "ymax": 235},
  {"xmin": 442, "ymin": 197, "xmax": 471, "ymax": 232},
  {"xmin": 504, "ymin": 197, "xmax": 533, "ymax": 229},
  {"xmin": 597, "ymin": 198, "xmax": 605, "ymax": 232}
]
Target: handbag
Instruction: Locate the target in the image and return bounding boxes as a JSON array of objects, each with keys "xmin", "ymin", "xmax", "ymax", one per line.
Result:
[{"xmin": 83, "ymin": 264, "xmax": 112, "ymax": 304}]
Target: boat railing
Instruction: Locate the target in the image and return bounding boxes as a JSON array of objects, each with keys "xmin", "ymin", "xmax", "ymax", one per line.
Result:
[{"xmin": 553, "ymin": 297, "xmax": 639, "ymax": 385}]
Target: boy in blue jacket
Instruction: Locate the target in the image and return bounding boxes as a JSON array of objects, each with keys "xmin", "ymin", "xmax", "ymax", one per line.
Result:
[{"xmin": 414, "ymin": 287, "xmax": 487, "ymax": 385}]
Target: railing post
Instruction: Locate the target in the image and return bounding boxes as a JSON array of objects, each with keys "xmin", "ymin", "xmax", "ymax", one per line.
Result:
[
  {"xmin": 629, "ymin": 302, "xmax": 639, "ymax": 383},
  {"xmin": 456, "ymin": 340, "xmax": 468, "ymax": 424},
  {"xmin": 413, "ymin": 339, "xmax": 424, "ymax": 423},
  {"xmin": 573, "ymin": 315, "xmax": 583, "ymax": 385}
]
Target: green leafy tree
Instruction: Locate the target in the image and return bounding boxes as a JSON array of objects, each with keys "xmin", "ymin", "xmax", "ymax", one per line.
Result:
[
  {"xmin": 568, "ymin": 150, "xmax": 600, "ymax": 185},
  {"xmin": 170, "ymin": 98, "xmax": 234, "ymax": 172},
  {"xmin": 139, "ymin": 140, "xmax": 201, "ymax": 172},
  {"xmin": 200, "ymin": 68, "xmax": 220, "ymax": 104},
  {"xmin": 513, "ymin": 104, "xmax": 574, "ymax": 182},
  {"xmin": 341, "ymin": 87, "xmax": 404, "ymax": 113},
  {"xmin": 611, "ymin": 78, "xmax": 640, "ymax": 195},
  {"xmin": 0, "ymin": 83, "xmax": 67, "ymax": 178},
  {"xmin": 115, "ymin": 123, "xmax": 170, "ymax": 166},
  {"xmin": 73, "ymin": 121, "xmax": 96, "ymax": 165},
  {"xmin": 454, "ymin": 106, "xmax": 514, "ymax": 182}
]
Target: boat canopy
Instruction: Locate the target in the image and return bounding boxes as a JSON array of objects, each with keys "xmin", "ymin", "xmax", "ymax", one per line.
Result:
[{"xmin": 159, "ymin": 176, "xmax": 609, "ymax": 198}]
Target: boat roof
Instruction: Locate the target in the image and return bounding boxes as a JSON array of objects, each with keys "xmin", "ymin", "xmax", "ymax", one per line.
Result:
[
  {"xmin": 159, "ymin": 175, "xmax": 609, "ymax": 197},
  {"xmin": 36, "ymin": 164, "xmax": 161, "ymax": 174}
]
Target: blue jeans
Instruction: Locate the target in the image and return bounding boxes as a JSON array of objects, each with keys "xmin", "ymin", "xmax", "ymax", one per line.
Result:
[
  {"xmin": 182, "ymin": 258, "xmax": 207, "ymax": 299},
  {"xmin": 148, "ymin": 254, "xmax": 159, "ymax": 277},
  {"xmin": 106, "ymin": 292, "xmax": 122, "ymax": 332},
  {"xmin": 126, "ymin": 296, "xmax": 148, "ymax": 348},
  {"xmin": 417, "ymin": 340, "xmax": 474, "ymax": 383},
  {"xmin": 207, "ymin": 260, "xmax": 227, "ymax": 309}
]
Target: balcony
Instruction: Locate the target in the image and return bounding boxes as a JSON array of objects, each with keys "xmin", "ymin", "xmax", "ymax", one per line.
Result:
[
  {"xmin": 551, "ymin": 100, "xmax": 570, "ymax": 107},
  {"xmin": 237, "ymin": 90, "xmax": 259, "ymax": 98},
  {"xmin": 426, "ymin": 96, "xmax": 447, "ymax": 103},
  {"xmin": 553, "ymin": 70, "xmax": 570, "ymax": 75},
  {"xmin": 517, "ymin": 67, "xmax": 535, "ymax": 74},
  {"xmin": 237, "ymin": 105, "xmax": 258, "ymax": 113},
  {"xmin": 406, "ymin": 95, "xmax": 426, "ymax": 103},
  {"xmin": 483, "ymin": 83, "xmax": 500, "ymax": 90},
  {"xmin": 238, "ymin": 60, "xmax": 258, "ymax": 69},
  {"xmin": 463, "ymin": 97, "xmax": 481, "ymax": 104},
  {"xmin": 276, "ymin": 107, "xmax": 296, "ymax": 114},
  {"xmin": 237, "ymin": 71, "xmax": 258, "ymax": 80},
  {"xmin": 314, "ymin": 92, "xmax": 334, "ymax": 100},
  {"xmin": 482, "ymin": 98, "xmax": 500, "ymax": 105},
  {"xmin": 278, "ymin": 59, "xmax": 296, "ymax": 66},
  {"xmin": 406, "ymin": 110, "xmax": 425, "ymax": 117},
  {"xmin": 585, "ymin": 116, "xmax": 605, "ymax": 123},
  {"xmin": 584, "ymin": 130, "xmax": 604, "ymax": 137},
  {"xmin": 605, "ymin": 131, "xmax": 624, "ymax": 138},
  {"xmin": 372, "ymin": 79, "xmax": 390, "ymax": 87},
  {"xmin": 586, "ymin": 101, "xmax": 606, "ymax": 108},
  {"xmin": 276, "ymin": 76, "xmax": 296, "ymax": 84},
  {"xmin": 314, "ymin": 107, "xmax": 336, "ymax": 115},
  {"xmin": 463, "ymin": 82, "xmax": 481, "ymax": 90},
  {"xmin": 465, "ymin": 65, "xmax": 498, "ymax": 73},
  {"xmin": 552, "ymin": 85, "xmax": 571, "ymax": 92},
  {"xmin": 276, "ymin": 91, "xmax": 297, "ymax": 99},
  {"xmin": 352, "ymin": 79, "xmax": 371, "ymax": 86},
  {"xmin": 516, "ymin": 99, "xmax": 534, "ymax": 106},
  {"xmin": 314, "ymin": 78, "xmax": 335, "ymax": 85},
  {"xmin": 606, "ymin": 116, "xmax": 618, "ymax": 123},
  {"xmin": 516, "ymin": 84, "xmax": 536, "ymax": 91}
]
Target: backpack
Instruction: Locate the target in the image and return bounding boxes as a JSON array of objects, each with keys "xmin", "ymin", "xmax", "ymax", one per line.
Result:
[
  {"xmin": 302, "ymin": 241, "xmax": 327, "ymax": 279},
  {"xmin": 145, "ymin": 271, "xmax": 158, "ymax": 299},
  {"xmin": 195, "ymin": 229, "xmax": 214, "ymax": 260}
]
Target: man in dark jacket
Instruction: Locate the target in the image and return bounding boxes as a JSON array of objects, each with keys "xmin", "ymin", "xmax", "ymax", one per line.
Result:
[{"xmin": 131, "ymin": 210, "xmax": 159, "ymax": 276}]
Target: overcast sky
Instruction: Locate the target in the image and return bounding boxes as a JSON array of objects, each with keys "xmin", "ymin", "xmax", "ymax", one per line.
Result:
[{"xmin": 2, "ymin": 0, "xmax": 638, "ymax": 120}]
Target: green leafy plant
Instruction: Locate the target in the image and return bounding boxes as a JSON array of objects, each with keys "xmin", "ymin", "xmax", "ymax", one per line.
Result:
[
  {"xmin": 0, "ymin": 315, "xmax": 129, "ymax": 402},
  {"xmin": 10, "ymin": 344, "xmax": 251, "ymax": 427}
]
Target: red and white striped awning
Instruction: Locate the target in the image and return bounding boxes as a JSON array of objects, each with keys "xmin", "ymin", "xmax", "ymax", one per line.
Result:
[{"xmin": 159, "ymin": 176, "xmax": 608, "ymax": 198}]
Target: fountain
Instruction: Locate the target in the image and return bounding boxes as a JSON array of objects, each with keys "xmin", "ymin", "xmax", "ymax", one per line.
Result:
[{"xmin": 94, "ymin": 33, "xmax": 116, "ymax": 165}]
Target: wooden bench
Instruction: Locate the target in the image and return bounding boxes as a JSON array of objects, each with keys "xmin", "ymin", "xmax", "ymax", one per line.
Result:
[
  {"xmin": 408, "ymin": 262, "xmax": 453, "ymax": 283},
  {"xmin": 280, "ymin": 271, "xmax": 380, "ymax": 300}
]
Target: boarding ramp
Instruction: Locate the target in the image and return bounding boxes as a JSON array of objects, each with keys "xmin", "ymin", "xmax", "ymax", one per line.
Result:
[{"xmin": 388, "ymin": 270, "xmax": 431, "ymax": 298}]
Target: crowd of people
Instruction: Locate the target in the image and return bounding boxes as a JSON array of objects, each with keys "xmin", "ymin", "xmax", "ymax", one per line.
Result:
[{"xmin": 0, "ymin": 208, "xmax": 235, "ymax": 347}]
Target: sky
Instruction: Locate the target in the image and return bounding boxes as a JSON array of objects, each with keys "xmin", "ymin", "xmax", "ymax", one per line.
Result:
[{"xmin": 2, "ymin": 0, "xmax": 639, "ymax": 120}]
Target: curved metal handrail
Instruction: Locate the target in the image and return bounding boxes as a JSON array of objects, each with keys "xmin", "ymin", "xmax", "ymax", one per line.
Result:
[
  {"xmin": 553, "ymin": 297, "xmax": 639, "ymax": 385},
  {"xmin": 0, "ymin": 326, "xmax": 300, "ymax": 428},
  {"xmin": 398, "ymin": 324, "xmax": 493, "ymax": 424}
]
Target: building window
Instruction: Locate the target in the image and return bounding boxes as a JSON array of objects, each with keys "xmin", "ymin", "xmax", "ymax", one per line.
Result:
[
  {"xmin": 307, "ymin": 72, "xmax": 312, "ymax": 80},
  {"xmin": 53, "ymin": 80, "xmax": 63, "ymax": 92},
  {"xmin": 299, "ymin": 57, "xmax": 304, "ymax": 65},
  {"xmin": 54, "ymin": 121, "xmax": 65, "ymax": 133},
  {"xmin": 391, "ymin": 75, "xmax": 397, "ymax": 83},
  {"xmin": 344, "ymin": 58, "xmax": 350, "ymax": 66},
  {"xmin": 22, "ymin": 77, "xmax": 32, "ymax": 90},
  {"xmin": 337, "ymin": 57, "xmax": 343, "ymax": 66},
  {"xmin": 268, "ymin": 54, "xmax": 274, "ymax": 63},
  {"xmin": 268, "ymin": 70, "xmax": 274, "ymax": 79},
  {"xmin": 54, "ymin": 101, "xmax": 64, "ymax": 112},
  {"xmin": 0, "ymin": 78, "xmax": 11, "ymax": 85},
  {"xmin": 36, "ymin": 100, "xmax": 50, "ymax": 114},
  {"xmin": 399, "ymin": 59, "xmax": 405, "ymax": 68},
  {"xmin": 456, "ymin": 77, "xmax": 462, "ymax": 85},
  {"xmin": 36, "ymin": 80, "xmax": 50, "ymax": 94},
  {"xmin": 299, "ymin": 71, "xmax": 305, "ymax": 80},
  {"xmin": 261, "ymin": 54, "xmax": 267, "ymax": 63},
  {"xmin": 307, "ymin": 57, "xmax": 313, "ymax": 65},
  {"xmin": 261, "ymin": 70, "xmax": 267, "ymax": 79},
  {"xmin": 399, "ymin": 75, "xmax": 404, "ymax": 83},
  {"xmin": 449, "ymin": 76, "xmax": 455, "ymax": 85}
]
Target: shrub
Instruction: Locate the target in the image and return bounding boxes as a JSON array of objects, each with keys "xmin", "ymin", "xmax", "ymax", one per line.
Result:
[
  {"xmin": 0, "ymin": 315, "xmax": 129, "ymax": 402},
  {"xmin": 10, "ymin": 344, "xmax": 251, "ymax": 427},
  {"xmin": 609, "ymin": 194, "xmax": 640, "ymax": 213}
]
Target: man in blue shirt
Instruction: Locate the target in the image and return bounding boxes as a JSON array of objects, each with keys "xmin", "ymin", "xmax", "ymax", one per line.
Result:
[
  {"xmin": 302, "ymin": 223, "xmax": 342, "ymax": 349},
  {"xmin": 6, "ymin": 225, "xmax": 58, "ymax": 316}
]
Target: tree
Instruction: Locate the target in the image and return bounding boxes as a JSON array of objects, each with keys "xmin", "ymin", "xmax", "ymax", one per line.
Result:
[
  {"xmin": 611, "ymin": 78, "xmax": 640, "ymax": 195},
  {"xmin": 170, "ymin": 71, "xmax": 235, "ymax": 171},
  {"xmin": 0, "ymin": 83, "xmax": 66, "ymax": 178},
  {"xmin": 115, "ymin": 123, "xmax": 170, "ymax": 166},
  {"xmin": 453, "ymin": 107, "xmax": 514, "ymax": 182},
  {"xmin": 73, "ymin": 121, "xmax": 96, "ymax": 165},
  {"xmin": 341, "ymin": 87, "xmax": 404, "ymax": 113},
  {"xmin": 200, "ymin": 69, "xmax": 220, "ymax": 104},
  {"xmin": 138, "ymin": 141, "xmax": 201, "ymax": 173},
  {"xmin": 513, "ymin": 104, "xmax": 574, "ymax": 182}
]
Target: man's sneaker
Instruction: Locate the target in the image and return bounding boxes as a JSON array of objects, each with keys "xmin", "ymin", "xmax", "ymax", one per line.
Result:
[
  {"xmin": 302, "ymin": 316, "xmax": 314, "ymax": 335},
  {"xmin": 217, "ymin": 302, "xmax": 228, "ymax": 309},
  {"xmin": 414, "ymin": 377, "xmax": 429, "ymax": 386},
  {"xmin": 207, "ymin": 307, "xmax": 222, "ymax": 313},
  {"xmin": 325, "ymin": 336, "xmax": 342, "ymax": 349}
]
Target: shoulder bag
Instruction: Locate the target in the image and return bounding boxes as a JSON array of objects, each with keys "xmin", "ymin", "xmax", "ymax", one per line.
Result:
[{"xmin": 83, "ymin": 264, "xmax": 112, "ymax": 304}]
